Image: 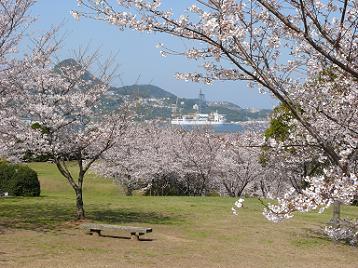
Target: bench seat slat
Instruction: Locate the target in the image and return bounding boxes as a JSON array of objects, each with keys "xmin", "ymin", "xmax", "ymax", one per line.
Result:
[{"xmin": 81, "ymin": 223, "xmax": 152, "ymax": 233}]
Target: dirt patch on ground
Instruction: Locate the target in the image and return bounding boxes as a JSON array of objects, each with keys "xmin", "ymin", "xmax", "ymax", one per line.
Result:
[
  {"xmin": 1, "ymin": 225, "xmax": 358, "ymax": 268},
  {"xmin": 160, "ymin": 234, "xmax": 193, "ymax": 243}
]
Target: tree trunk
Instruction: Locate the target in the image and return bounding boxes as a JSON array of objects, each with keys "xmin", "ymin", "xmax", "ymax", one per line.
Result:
[
  {"xmin": 223, "ymin": 181, "xmax": 235, "ymax": 197},
  {"xmin": 75, "ymin": 188, "xmax": 85, "ymax": 220},
  {"xmin": 125, "ymin": 186, "xmax": 133, "ymax": 196},
  {"xmin": 260, "ymin": 180, "xmax": 267, "ymax": 198},
  {"xmin": 329, "ymin": 201, "xmax": 341, "ymax": 227}
]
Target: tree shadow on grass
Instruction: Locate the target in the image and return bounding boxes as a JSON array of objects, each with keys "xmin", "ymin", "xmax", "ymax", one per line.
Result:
[
  {"xmin": 289, "ymin": 226, "xmax": 333, "ymax": 249},
  {"xmin": 97, "ymin": 234, "xmax": 154, "ymax": 241},
  {"xmin": 0, "ymin": 202, "xmax": 177, "ymax": 233},
  {"xmin": 0, "ymin": 202, "xmax": 74, "ymax": 232},
  {"xmin": 89, "ymin": 209, "xmax": 176, "ymax": 225}
]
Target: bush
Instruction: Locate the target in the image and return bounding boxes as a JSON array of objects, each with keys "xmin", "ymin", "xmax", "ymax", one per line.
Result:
[{"xmin": 0, "ymin": 162, "xmax": 40, "ymax": 197}]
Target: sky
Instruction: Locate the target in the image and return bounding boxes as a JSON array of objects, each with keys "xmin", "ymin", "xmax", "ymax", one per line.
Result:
[{"xmin": 27, "ymin": 0, "xmax": 278, "ymax": 109}]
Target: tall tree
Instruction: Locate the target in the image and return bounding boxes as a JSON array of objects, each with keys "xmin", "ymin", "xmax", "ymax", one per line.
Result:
[
  {"xmin": 0, "ymin": 0, "xmax": 36, "ymax": 154},
  {"xmin": 173, "ymin": 128, "xmax": 222, "ymax": 196},
  {"xmin": 0, "ymin": 0, "xmax": 135, "ymax": 220},
  {"xmin": 17, "ymin": 46, "xmax": 133, "ymax": 219},
  {"xmin": 218, "ymin": 132, "xmax": 263, "ymax": 197},
  {"xmin": 93, "ymin": 123, "xmax": 168, "ymax": 196}
]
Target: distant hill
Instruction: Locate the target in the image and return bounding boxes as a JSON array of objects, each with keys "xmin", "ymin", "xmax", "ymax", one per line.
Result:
[
  {"xmin": 54, "ymin": 58, "xmax": 96, "ymax": 82},
  {"xmin": 110, "ymin": 84, "xmax": 177, "ymax": 99},
  {"xmin": 57, "ymin": 59, "xmax": 272, "ymax": 122}
]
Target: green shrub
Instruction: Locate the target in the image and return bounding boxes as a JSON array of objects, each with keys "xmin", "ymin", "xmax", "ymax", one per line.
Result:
[{"xmin": 0, "ymin": 162, "xmax": 40, "ymax": 197}]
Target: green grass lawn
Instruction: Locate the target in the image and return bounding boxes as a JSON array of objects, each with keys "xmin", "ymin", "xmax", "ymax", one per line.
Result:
[{"xmin": 0, "ymin": 162, "xmax": 357, "ymax": 268}]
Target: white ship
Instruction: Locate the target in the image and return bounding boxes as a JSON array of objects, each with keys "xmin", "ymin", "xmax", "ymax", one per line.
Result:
[
  {"xmin": 171, "ymin": 111, "xmax": 225, "ymax": 125},
  {"xmin": 171, "ymin": 90, "xmax": 226, "ymax": 125}
]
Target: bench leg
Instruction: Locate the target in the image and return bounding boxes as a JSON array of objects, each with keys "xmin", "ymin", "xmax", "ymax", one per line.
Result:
[
  {"xmin": 88, "ymin": 229, "xmax": 101, "ymax": 236},
  {"xmin": 85, "ymin": 230, "xmax": 93, "ymax": 235},
  {"xmin": 130, "ymin": 232, "xmax": 140, "ymax": 241}
]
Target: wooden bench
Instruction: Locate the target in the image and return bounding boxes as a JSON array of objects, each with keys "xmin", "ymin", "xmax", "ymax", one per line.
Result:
[{"xmin": 81, "ymin": 223, "xmax": 152, "ymax": 240}]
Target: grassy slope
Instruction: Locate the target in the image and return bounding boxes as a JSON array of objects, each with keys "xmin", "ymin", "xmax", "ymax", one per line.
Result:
[{"xmin": 0, "ymin": 162, "xmax": 357, "ymax": 268}]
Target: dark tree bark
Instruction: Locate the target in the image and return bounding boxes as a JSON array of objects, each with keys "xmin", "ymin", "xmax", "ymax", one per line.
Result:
[
  {"xmin": 56, "ymin": 160, "xmax": 88, "ymax": 220},
  {"xmin": 75, "ymin": 187, "xmax": 85, "ymax": 220},
  {"xmin": 329, "ymin": 202, "xmax": 341, "ymax": 227}
]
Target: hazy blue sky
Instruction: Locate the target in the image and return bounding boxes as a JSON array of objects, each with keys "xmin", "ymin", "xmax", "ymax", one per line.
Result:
[{"xmin": 28, "ymin": 1, "xmax": 278, "ymax": 109}]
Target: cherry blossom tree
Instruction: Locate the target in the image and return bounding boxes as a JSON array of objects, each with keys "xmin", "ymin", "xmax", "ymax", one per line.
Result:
[
  {"xmin": 92, "ymin": 123, "xmax": 174, "ymax": 196},
  {"xmin": 74, "ymin": 0, "xmax": 357, "ymax": 234},
  {"xmin": 0, "ymin": 0, "xmax": 34, "ymax": 86},
  {"xmin": 0, "ymin": 0, "xmax": 36, "ymax": 155},
  {"xmin": 171, "ymin": 127, "xmax": 223, "ymax": 196},
  {"xmin": 258, "ymin": 70, "xmax": 357, "ymax": 225},
  {"xmin": 0, "ymin": 0, "xmax": 138, "ymax": 221},
  {"xmin": 218, "ymin": 132, "xmax": 264, "ymax": 197},
  {"xmin": 139, "ymin": 126, "xmax": 182, "ymax": 195},
  {"xmin": 11, "ymin": 43, "xmax": 134, "ymax": 219},
  {"xmin": 259, "ymin": 104, "xmax": 326, "ymax": 195}
]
